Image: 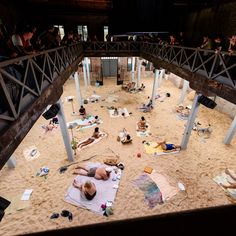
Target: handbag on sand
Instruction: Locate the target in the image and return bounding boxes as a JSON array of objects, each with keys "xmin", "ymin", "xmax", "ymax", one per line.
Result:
[{"xmin": 103, "ymin": 157, "xmax": 119, "ymax": 166}]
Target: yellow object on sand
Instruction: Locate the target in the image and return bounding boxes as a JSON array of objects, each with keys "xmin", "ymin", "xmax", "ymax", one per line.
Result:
[{"xmin": 144, "ymin": 166, "xmax": 153, "ymax": 174}]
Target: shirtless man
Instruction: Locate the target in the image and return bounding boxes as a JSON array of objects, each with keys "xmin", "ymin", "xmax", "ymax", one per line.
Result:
[
  {"xmin": 73, "ymin": 165, "xmax": 112, "ymax": 180},
  {"xmin": 73, "ymin": 180, "xmax": 97, "ymax": 200}
]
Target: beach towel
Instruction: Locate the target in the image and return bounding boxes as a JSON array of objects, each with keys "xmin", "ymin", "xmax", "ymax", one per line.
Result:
[
  {"xmin": 23, "ymin": 146, "xmax": 40, "ymax": 161},
  {"xmin": 108, "ymin": 108, "xmax": 130, "ymax": 118},
  {"xmin": 77, "ymin": 132, "xmax": 107, "ymax": 151},
  {"xmin": 133, "ymin": 173, "xmax": 163, "ymax": 208},
  {"xmin": 5, "ymin": 194, "xmax": 30, "ymax": 215},
  {"xmin": 136, "ymin": 123, "xmax": 151, "ymax": 137},
  {"xmin": 150, "ymin": 172, "xmax": 178, "ymax": 201},
  {"xmin": 67, "ymin": 116, "xmax": 103, "ymax": 131},
  {"xmin": 144, "ymin": 141, "xmax": 180, "ymax": 156},
  {"xmin": 213, "ymin": 170, "xmax": 236, "ymax": 201},
  {"xmin": 64, "ymin": 163, "xmax": 121, "ymax": 215}
]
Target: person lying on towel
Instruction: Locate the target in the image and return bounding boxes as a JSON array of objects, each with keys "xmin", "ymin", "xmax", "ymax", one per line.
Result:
[
  {"xmin": 73, "ymin": 165, "xmax": 112, "ymax": 181},
  {"xmin": 155, "ymin": 140, "xmax": 181, "ymax": 153},
  {"xmin": 77, "ymin": 127, "xmax": 104, "ymax": 149},
  {"xmin": 73, "ymin": 180, "xmax": 97, "ymax": 200}
]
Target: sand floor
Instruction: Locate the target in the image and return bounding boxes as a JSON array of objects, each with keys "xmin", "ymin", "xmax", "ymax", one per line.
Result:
[{"xmin": 0, "ymin": 74, "xmax": 236, "ymax": 235}]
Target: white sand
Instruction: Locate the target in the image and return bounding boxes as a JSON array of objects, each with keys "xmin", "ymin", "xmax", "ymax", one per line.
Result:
[{"xmin": 0, "ymin": 75, "xmax": 236, "ymax": 235}]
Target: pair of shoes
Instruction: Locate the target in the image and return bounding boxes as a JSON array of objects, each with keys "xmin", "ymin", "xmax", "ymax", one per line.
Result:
[{"xmin": 61, "ymin": 210, "xmax": 73, "ymax": 222}]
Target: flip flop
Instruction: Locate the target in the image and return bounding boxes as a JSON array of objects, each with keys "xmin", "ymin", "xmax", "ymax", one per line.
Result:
[
  {"xmin": 68, "ymin": 212, "xmax": 73, "ymax": 222},
  {"xmin": 61, "ymin": 210, "xmax": 70, "ymax": 217},
  {"xmin": 50, "ymin": 213, "xmax": 59, "ymax": 219}
]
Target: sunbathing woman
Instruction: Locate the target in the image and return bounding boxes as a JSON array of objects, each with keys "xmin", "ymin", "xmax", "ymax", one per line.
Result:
[
  {"xmin": 137, "ymin": 116, "xmax": 148, "ymax": 132},
  {"xmin": 155, "ymin": 140, "xmax": 181, "ymax": 153},
  {"xmin": 221, "ymin": 168, "xmax": 236, "ymax": 189},
  {"xmin": 73, "ymin": 180, "xmax": 97, "ymax": 200},
  {"xmin": 77, "ymin": 127, "xmax": 103, "ymax": 149}
]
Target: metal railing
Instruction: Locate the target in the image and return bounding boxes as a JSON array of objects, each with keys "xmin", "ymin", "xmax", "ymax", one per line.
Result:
[
  {"xmin": 141, "ymin": 42, "xmax": 236, "ymax": 88},
  {"xmin": 82, "ymin": 41, "xmax": 141, "ymax": 54},
  {"xmin": 0, "ymin": 44, "xmax": 83, "ymax": 127},
  {"xmin": 0, "ymin": 41, "xmax": 235, "ymax": 128}
]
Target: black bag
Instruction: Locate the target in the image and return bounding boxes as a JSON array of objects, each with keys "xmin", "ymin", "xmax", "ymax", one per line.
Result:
[
  {"xmin": 42, "ymin": 104, "xmax": 60, "ymax": 120},
  {"xmin": 0, "ymin": 196, "xmax": 11, "ymax": 211},
  {"xmin": 198, "ymin": 95, "xmax": 217, "ymax": 109}
]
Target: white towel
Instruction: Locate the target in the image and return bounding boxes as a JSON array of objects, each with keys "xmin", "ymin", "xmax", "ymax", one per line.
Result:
[{"xmin": 64, "ymin": 164, "xmax": 121, "ymax": 215}]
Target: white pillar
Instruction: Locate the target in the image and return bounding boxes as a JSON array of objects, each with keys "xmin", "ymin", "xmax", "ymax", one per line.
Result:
[
  {"xmin": 7, "ymin": 155, "xmax": 17, "ymax": 168},
  {"xmin": 179, "ymin": 80, "xmax": 190, "ymax": 104},
  {"xmin": 57, "ymin": 99, "xmax": 75, "ymax": 162},
  {"xmin": 82, "ymin": 60, "xmax": 88, "ymax": 87},
  {"xmin": 181, "ymin": 93, "xmax": 202, "ymax": 150},
  {"xmin": 137, "ymin": 59, "xmax": 141, "ymax": 88},
  {"xmin": 86, "ymin": 57, "xmax": 90, "ymax": 86},
  {"xmin": 158, "ymin": 69, "xmax": 165, "ymax": 87},
  {"xmin": 74, "ymin": 72, "xmax": 83, "ymax": 107},
  {"xmin": 151, "ymin": 69, "xmax": 160, "ymax": 107},
  {"xmin": 224, "ymin": 115, "xmax": 236, "ymax": 145},
  {"xmin": 131, "ymin": 57, "xmax": 135, "ymax": 83}
]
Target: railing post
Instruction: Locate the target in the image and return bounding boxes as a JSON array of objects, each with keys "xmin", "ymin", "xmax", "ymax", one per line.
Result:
[
  {"xmin": 224, "ymin": 115, "xmax": 236, "ymax": 145},
  {"xmin": 181, "ymin": 93, "xmax": 202, "ymax": 150},
  {"xmin": 57, "ymin": 99, "xmax": 75, "ymax": 162},
  {"xmin": 74, "ymin": 71, "xmax": 83, "ymax": 107}
]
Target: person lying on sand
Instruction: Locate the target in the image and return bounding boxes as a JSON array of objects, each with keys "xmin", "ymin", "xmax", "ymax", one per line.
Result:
[
  {"xmin": 155, "ymin": 140, "xmax": 181, "ymax": 153},
  {"xmin": 76, "ymin": 116, "xmax": 101, "ymax": 130},
  {"xmin": 77, "ymin": 127, "xmax": 104, "ymax": 149},
  {"xmin": 73, "ymin": 180, "xmax": 97, "ymax": 200},
  {"xmin": 73, "ymin": 165, "xmax": 112, "ymax": 180},
  {"xmin": 137, "ymin": 116, "xmax": 148, "ymax": 132},
  {"xmin": 221, "ymin": 168, "xmax": 236, "ymax": 189}
]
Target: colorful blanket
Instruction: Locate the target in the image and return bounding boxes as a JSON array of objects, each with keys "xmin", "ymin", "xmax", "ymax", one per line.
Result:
[{"xmin": 133, "ymin": 173, "xmax": 163, "ymax": 208}]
